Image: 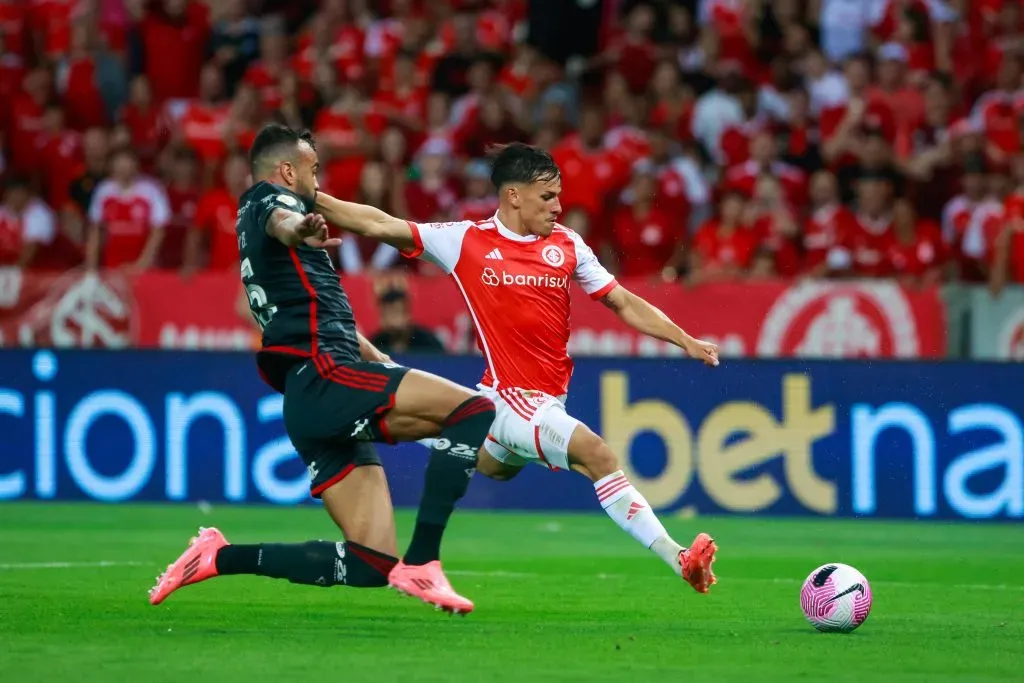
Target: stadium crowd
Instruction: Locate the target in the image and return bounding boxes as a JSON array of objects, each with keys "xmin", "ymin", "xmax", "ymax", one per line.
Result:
[{"xmin": 0, "ymin": 0, "xmax": 1022, "ymax": 290}]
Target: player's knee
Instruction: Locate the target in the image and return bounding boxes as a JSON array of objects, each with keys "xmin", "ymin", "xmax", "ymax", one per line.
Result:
[
  {"xmin": 570, "ymin": 435, "xmax": 620, "ymax": 482},
  {"xmin": 477, "ymin": 457, "xmax": 523, "ymax": 481}
]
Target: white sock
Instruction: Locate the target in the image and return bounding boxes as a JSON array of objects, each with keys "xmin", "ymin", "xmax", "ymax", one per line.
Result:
[{"xmin": 594, "ymin": 470, "xmax": 684, "ymax": 574}]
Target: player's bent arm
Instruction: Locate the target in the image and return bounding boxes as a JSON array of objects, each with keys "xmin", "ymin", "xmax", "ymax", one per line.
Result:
[
  {"xmin": 315, "ymin": 191, "xmax": 416, "ymax": 251},
  {"xmin": 265, "ymin": 208, "xmax": 318, "ymax": 247},
  {"xmin": 600, "ymin": 285, "xmax": 719, "ymax": 366},
  {"xmin": 601, "ymin": 285, "xmax": 692, "ymax": 348}
]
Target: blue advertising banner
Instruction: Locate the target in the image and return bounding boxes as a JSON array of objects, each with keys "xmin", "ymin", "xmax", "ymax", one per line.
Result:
[{"xmin": 0, "ymin": 350, "xmax": 1021, "ymax": 520}]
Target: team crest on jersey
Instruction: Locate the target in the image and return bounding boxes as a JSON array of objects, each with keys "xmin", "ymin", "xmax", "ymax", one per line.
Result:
[
  {"xmin": 541, "ymin": 245, "xmax": 565, "ymax": 267},
  {"xmin": 276, "ymin": 194, "xmax": 298, "ymax": 207}
]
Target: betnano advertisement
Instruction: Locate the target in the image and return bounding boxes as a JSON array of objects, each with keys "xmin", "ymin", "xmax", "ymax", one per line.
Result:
[{"xmin": 0, "ymin": 351, "xmax": 1021, "ymax": 520}]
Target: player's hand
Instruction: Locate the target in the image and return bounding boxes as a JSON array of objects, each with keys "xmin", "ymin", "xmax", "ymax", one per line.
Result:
[
  {"xmin": 684, "ymin": 336, "xmax": 720, "ymax": 367},
  {"xmin": 297, "ymin": 213, "xmax": 342, "ymax": 248}
]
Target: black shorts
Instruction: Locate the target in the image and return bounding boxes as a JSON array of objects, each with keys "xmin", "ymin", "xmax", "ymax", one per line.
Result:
[{"xmin": 282, "ymin": 355, "xmax": 409, "ymax": 498}]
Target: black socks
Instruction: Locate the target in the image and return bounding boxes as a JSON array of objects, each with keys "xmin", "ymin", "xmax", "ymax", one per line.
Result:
[
  {"xmin": 405, "ymin": 396, "xmax": 495, "ymax": 565},
  {"xmin": 215, "ymin": 541, "xmax": 397, "ymax": 587}
]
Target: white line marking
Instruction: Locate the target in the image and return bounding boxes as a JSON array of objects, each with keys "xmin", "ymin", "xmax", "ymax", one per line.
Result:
[{"xmin": 0, "ymin": 560, "xmax": 148, "ymax": 570}]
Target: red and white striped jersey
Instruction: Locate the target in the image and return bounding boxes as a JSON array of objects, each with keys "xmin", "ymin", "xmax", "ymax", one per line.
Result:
[{"xmin": 404, "ymin": 214, "xmax": 618, "ymax": 396}]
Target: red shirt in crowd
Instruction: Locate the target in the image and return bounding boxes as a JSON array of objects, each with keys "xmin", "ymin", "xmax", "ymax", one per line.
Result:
[
  {"xmin": 804, "ymin": 204, "xmax": 856, "ymax": 272},
  {"xmin": 550, "ymin": 135, "xmax": 627, "ymax": 222},
  {"xmin": 751, "ymin": 213, "xmax": 801, "ymax": 277},
  {"xmin": 314, "ymin": 108, "xmax": 367, "ymax": 200},
  {"xmin": 0, "ymin": 198, "xmax": 56, "ymax": 265},
  {"xmin": 6, "ymin": 91, "xmax": 46, "ymax": 175},
  {"xmin": 839, "ymin": 214, "xmax": 896, "ymax": 277},
  {"xmin": 609, "ymin": 204, "xmax": 680, "ymax": 278},
  {"xmin": 139, "ymin": 4, "xmax": 209, "ymax": 102},
  {"xmin": 59, "ymin": 56, "xmax": 108, "ymax": 130},
  {"xmin": 179, "ymin": 101, "xmax": 231, "ymax": 161},
  {"xmin": 88, "ymin": 177, "xmax": 170, "ymax": 268},
  {"xmin": 887, "ymin": 220, "xmax": 946, "ymax": 279},
  {"xmin": 692, "ymin": 220, "xmax": 759, "ymax": 272},
  {"xmin": 193, "ymin": 187, "xmax": 239, "ymax": 270},
  {"xmin": 723, "ymin": 161, "xmax": 808, "ymax": 207}
]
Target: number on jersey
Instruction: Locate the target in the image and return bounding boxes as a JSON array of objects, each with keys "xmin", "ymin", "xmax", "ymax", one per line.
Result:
[{"xmin": 240, "ymin": 257, "xmax": 277, "ymax": 330}]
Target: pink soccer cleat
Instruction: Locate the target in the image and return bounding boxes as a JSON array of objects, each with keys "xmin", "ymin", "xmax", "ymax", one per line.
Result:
[
  {"xmin": 148, "ymin": 527, "xmax": 228, "ymax": 606},
  {"xmin": 388, "ymin": 560, "xmax": 475, "ymax": 615},
  {"xmin": 679, "ymin": 532, "xmax": 718, "ymax": 594}
]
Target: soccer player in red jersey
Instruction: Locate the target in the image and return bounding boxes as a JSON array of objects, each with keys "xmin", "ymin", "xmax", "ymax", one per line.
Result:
[{"xmin": 316, "ymin": 143, "xmax": 719, "ymax": 594}]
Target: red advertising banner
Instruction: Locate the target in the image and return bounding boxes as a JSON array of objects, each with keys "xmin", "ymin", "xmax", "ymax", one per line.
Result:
[{"xmin": 0, "ymin": 268, "xmax": 947, "ymax": 357}]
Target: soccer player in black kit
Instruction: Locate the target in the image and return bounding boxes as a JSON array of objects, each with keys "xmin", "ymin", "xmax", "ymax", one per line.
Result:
[{"xmin": 148, "ymin": 124, "xmax": 495, "ymax": 615}]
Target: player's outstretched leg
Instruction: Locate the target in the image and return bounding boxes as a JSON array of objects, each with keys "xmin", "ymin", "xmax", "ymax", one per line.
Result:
[
  {"xmin": 566, "ymin": 423, "xmax": 717, "ymax": 594},
  {"xmin": 149, "ymin": 465, "xmax": 400, "ymax": 605},
  {"xmin": 380, "ymin": 370, "xmax": 497, "ymax": 614}
]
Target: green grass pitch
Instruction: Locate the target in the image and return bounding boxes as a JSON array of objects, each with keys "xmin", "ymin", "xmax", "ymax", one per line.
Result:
[{"xmin": 1, "ymin": 503, "xmax": 1021, "ymax": 682}]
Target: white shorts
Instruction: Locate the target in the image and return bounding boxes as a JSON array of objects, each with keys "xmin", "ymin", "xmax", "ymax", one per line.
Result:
[
  {"xmin": 419, "ymin": 386, "xmax": 580, "ymax": 470},
  {"xmin": 481, "ymin": 386, "xmax": 581, "ymax": 470}
]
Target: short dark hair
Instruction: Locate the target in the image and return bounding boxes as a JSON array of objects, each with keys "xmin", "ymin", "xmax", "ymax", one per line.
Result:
[
  {"xmin": 249, "ymin": 123, "xmax": 316, "ymax": 176},
  {"xmin": 488, "ymin": 142, "xmax": 560, "ymax": 190}
]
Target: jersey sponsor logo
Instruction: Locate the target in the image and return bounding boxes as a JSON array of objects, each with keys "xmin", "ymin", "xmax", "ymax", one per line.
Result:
[
  {"xmin": 481, "ymin": 268, "xmax": 500, "ymax": 287},
  {"xmin": 484, "ymin": 248, "xmax": 503, "ymax": 260},
  {"xmin": 481, "ymin": 267, "xmax": 568, "ymax": 289},
  {"xmin": 756, "ymin": 282, "xmax": 919, "ymax": 358},
  {"xmin": 275, "ymin": 194, "xmax": 298, "ymax": 207},
  {"xmin": 541, "ymin": 245, "xmax": 565, "ymax": 267},
  {"xmin": 434, "ymin": 438, "xmax": 452, "ymax": 450},
  {"xmin": 307, "ymin": 460, "xmax": 320, "ymax": 480}
]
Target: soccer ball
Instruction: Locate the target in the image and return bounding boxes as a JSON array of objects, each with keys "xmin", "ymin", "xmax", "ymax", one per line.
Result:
[{"xmin": 800, "ymin": 563, "xmax": 872, "ymax": 633}]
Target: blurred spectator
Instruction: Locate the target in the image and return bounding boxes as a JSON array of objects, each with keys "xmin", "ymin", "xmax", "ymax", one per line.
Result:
[
  {"xmin": 746, "ymin": 175, "xmax": 801, "ymax": 278},
  {"xmin": 56, "ymin": 22, "xmax": 124, "ymax": 131},
  {"xmin": 452, "ymin": 158, "xmax": 498, "ymax": 222},
  {"xmin": 85, "ymin": 147, "xmax": 169, "ymax": 272},
  {"xmin": 551, "ymin": 104, "xmax": 624, "ymax": 226},
  {"xmin": 832, "ymin": 172, "xmax": 896, "ymax": 278},
  {"xmin": 609, "ymin": 160, "xmax": 685, "ymax": 280},
  {"xmin": 818, "ymin": 0, "xmax": 882, "ymax": 63},
  {"xmin": 724, "ymin": 128, "xmax": 808, "ymax": 207},
  {"xmin": 136, "ymin": 0, "xmax": 210, "ymax": 103},
  {"xmin": 942, "ymin": 152, "xmax": 989, "ymax": 278},
  {"xmin": 120, "ymin": 76, "xmax": 166, "ymax": 168},
  {"xmin": 243, "ymin": 22, "xmax": 290, "ymax": 112},
  {"xmin": 804, "ymin": 170, "xmax": 856, "ymax": 277},
  {"xmin": 38, "ymin": 105, "xmax": 82, "ymax": 212},
  {"xmin": 7, "ymin": 67, "xmax": 52, "ymax": 180},
  {"xmin": 646, "ymin": 125, "xmax": 710, "ymax": 230},
  {"xmin": 432, "ymin": 12, "xmax": 484, "ymax": 98},
  {"xmin": 207, "ymin": 0, "xmax": 261, "ymax": 95},
  {"xmin": 369, "ymin": 288, "xmax": 445, "ymax": 355},
  {"xmin": 160, "ymin": 146, "xmax": 201, "ymax": 268},
  {"xmin": 691, "ymin": 189, "xmax": 758, "ymax": 282},
  {"xmin": 273, "ymin": 69, "xmax": 318, "ymax": 131},
  {"xmin": 176, "ymin": 64, "xmax": 229, "ymax": 163},
  {"xmin": 888, "ymin": 197, "xmax": 946, "ymax": 287},
  {"xmin": 403, "ymin": 139, "xmax": 459, "ymax": 222},
  {"xmin": 339, "ymin": 162, "xmax": 402, "ymax": 273},
  {"xmin": 990, "ymin": 155, "xmax": 1024, "ymax": 292},
  {"xmin": 183, "ymin": 152, "xmax": 249, "ymax": 274},
  {"xmin": 0, "ymin": 177, "xmax": 56, "ymax": 268}
]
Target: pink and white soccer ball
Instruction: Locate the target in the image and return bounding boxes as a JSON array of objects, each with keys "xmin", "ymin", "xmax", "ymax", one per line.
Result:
[{"xmin": 800, "ymin": 563, "xmax": 872, "ymax": 633}]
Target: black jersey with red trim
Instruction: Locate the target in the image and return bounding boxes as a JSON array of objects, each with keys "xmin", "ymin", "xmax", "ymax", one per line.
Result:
[{"xmin": 236, "ymin": 181, "xmax": 360, "ymax": 392}]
